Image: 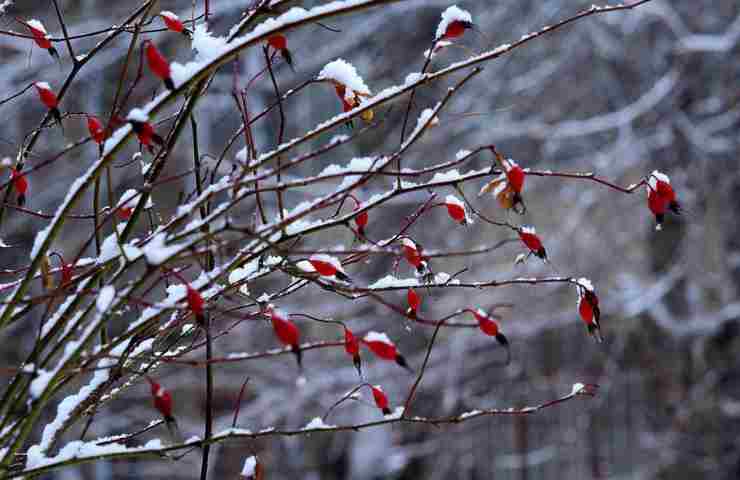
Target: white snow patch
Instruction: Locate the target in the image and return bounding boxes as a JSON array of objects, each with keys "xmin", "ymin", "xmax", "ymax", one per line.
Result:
[
  {"xmin": 241, "ymin": 456, "xmax": 257, "ymax": 476},
  {"xmin": 430, "ymin": 169, "xmax": 462, "ymax": 183},
  {"xmin": 26, "ymin": 438, "xmax": 162, "ymax": 470},
  {"xmin": 575, "ymin": 277, "xmax": 594, "ymax": 292},
  {"xmin": 34, "ymin": 340, "xmax": 130, "ymax": 455},
  {"xmin": 212, "ymin": 427, "xmax": 253, "ymax": 439},
  {"xmin": 228, "ymin": 261, "xmax": 260, "ymax": 284},
  {"xmin": 319, "ymin": 156, "xmax": 375, "ymax": 177},
  {"xmin": 270, "ymin": 307, "xmax": 289, "ymax": 322},
  {"xmin": 400, "ymin": 238, "xmax": 417, "ymax": 250},
  {"xmin": 424, "ymin": 40, "xmax": 452, "ymax": 59},
  {"xmin": 368, "ymin": 275, "xmax": 419, "ymax": 289},
  {"xmin": 295, "ymin": 260, "xmax": 316, "ymax": 273},
  {"xmin": 170, "ymin": 25, "xmax": 230, "ymax": 87},
  {"xmin": 456, "ymin": 149, "xmax": 472, "ymax": 160},
  {"xmin": 30, "ymin": 224, "xmax": 52, "ymax": 260},
  {"xmin": 460, "ymin": 409, "xmax": 482, "ymax": 419},
  {"xmin": 433, "ymin": 272, "xmax": 459, "ymax": 284},
  {"xmin": 102, "ymin": 124, "xmax": 132, "ymax": 156},
  {"xmin": 29, "ymin": 369, "xmax": 55, "ymax": 399},
  {"xmin": 445, "ymin": 194, "xmax": 465, "ymax": 208},
  {"xmin": 648, "ymin": 170, "xmax": 670, "ymax": 189},
  {"xmin": 96, "ymin": 286, "xmax": 116, "ymax": 313},
  {"xmin": 126, "ymin": 108, "xmax": 148, "ymax": 123},
  {"xmin": 191, "ymin": 25, "xmax": 228, "ymax": 61},
  {"xmin": 160, "ymin": 10, "xmax": 178, "ymax": 21},
  {"xmin": 384, "ymin": 406, "xmax": 405, "ymax": 419},
  {"xmin": 117, "ymin": 188, "xmax": 153, "ymax": 210},
  {"xmin": 405, "ymin": 72, "xmax": 423, "ymax": 85},
  {"xmin": 143, "ymin": 233, "xmax": 187, "ymax": 265},
  {"xmin": 318, "ymin": 58, "xmax": 370, "ymax": 95},
  {"xmin": 364, "ymin": 331, "xmax": 393, "ymax": 345},
  {"xmin": 97, "ymin": 230, "xmax": 143, "ymax": 264},
  {"xmin": 303, "ymin": 417, "xmax": 335, "ymax": 430},
  {"xmin": 26, "ymin": 19, "xmax": 47, "ymax": 34},
  {"xmin": 520, "ymin": 225, "xmax": 537, "ymax": 235},
  {"xmin": 41, "ymin": 278, "xmax": 92, "ymax": 337},
  {"xmin": 407, "ymin": 107, "xmax": 437, "ymax": 142}
]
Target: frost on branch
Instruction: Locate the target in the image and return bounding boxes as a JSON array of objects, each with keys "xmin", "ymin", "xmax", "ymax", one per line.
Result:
[
  {"xmin": 303, "ymin": 417, "xmax": 336, "ymax": 430},
  {"xmin": 26, "ymin": 438, "xmax": 163, "ymax": 470}
]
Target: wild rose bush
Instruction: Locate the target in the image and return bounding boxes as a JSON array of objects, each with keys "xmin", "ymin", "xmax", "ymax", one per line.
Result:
[{"xmin": 0, "ymin": 0, "xmax": 675, "ymax": 478}]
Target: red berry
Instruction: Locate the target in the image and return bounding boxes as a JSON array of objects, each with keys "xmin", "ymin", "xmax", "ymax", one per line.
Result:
[
  {"xmin": 267, "ymin": 34, "xmax": 287, "ymax": 51},
  {"xmin": 468, "ymin": 309, "xmax": 495, "ymax": 335},
  {"xmin": 308, "ymin": 254, "xmax": 340, "ymax": 277},
  {"xmin": 443, "ymin": 20, "xmax": 470, "ymax": 39},
  {"xmin": 401, "ymin": 238, "xmax": 423, "ymax": 268},
  {"xmin": 26, "ymin": 21, "xmax": 52, "ymax": 50},
  {"xmin": 445, "ymin": 195, "xmax": 468, "ymax": 224},
  {"xmin": 11, "ymin": 169, "xmax": 28, "ymax": 196},
  {"xmin": 145, "ymin": 41, "xmax": 174, "ymax": 90},
  {"xmin": 518, "ymin": 226, "xmax": 546, "ymax": 259},
  {"xmin": 186, "ymin": 286, "xmax": 204, "ymax": 321},
  {"xmin": 87, "ymin": 116, "xmax": 106, "ymax": 144},
  {"xmin": 363, "ymin": 332, "xmax": 397, "ymax": 361},
  {"xmin": 506, "ymin": 163, "xmax": 525, "ymax": 194},
  {"xmin": 149, "ymin": 379, "xmax": 173, "ymax": 420},
  {"xmin": 578, "ymin": 298, "xmax": 593, "ymax": 324},
  {"xmin": 407, "ymin": 288, "xmax": 420, "ymax": 315},
  {"xmin": 270, "ymin": 308, "xmax": 300, "ymax": 347},
  {"xmin": 34, "ymin": 82, "xmax": 58, "ymax": 109},
  {"xmin": 11, "ymin": 168, "xmax": 28, "ymax": 205},
  {"xmin": 576, "ymin": 281, "xmax": 602, "ymax": 341},
  {"xmin": 344, "ymin": 328, "xmax": 359, "ymax": 357},
  {"xmin": 117, "ymin": 207, "xmax": 132, "ymax": 220},
  {"xmin": 478, "ymin": 316, "xmax": 499, "ymax": 337},
  {"xmin": 647, "ymin": 188, "xmax": 667, "ymax": 228},
  {"xmin": 355, "ymin": 210, "xmax": 368, "ymax": 229},
  {"xmin": 648, "ymin": 171, "xmax": 681, "ymax": 220},
  {"xmin": 60, "ymin": 262, "xmax": 73, "ymax": 285},
  {"xmin": 370, "ymin": 385, "xmax": 391, "ymax": 415},
  {"xmin": 130, "ymin": 120, "xmax": 163, "ymax": 147},
  {"xmin": 160, "ymin": 12, "xmax": 185, "ymax": 33},
  {"xmin": 468, "ymin": 308, "xmax": 509, "ymax": 348}
]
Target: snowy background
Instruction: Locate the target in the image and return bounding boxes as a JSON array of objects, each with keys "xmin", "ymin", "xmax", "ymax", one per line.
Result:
[{"xmin": 1, "ymin": 0, "xmax": 740, "ymax": 478}]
